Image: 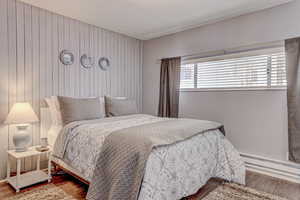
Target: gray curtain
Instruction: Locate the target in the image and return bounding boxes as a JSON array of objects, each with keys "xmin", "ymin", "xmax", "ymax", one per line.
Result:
[
  {"xmin": 285, "ymin": 38, "xmax": 300, "ymax": 163},
  {"xmin": 158, "ymin": 57, "xmax": 181, "ymax": 118}
]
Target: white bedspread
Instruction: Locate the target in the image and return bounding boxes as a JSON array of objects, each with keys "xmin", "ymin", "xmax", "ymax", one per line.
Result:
[{"xmin": 53, "ymin": 114, "xmax": 245, "ymax": 200}]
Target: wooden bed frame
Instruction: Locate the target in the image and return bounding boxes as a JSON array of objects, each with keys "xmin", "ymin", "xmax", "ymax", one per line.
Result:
[{"xmin": 51, "ymin": 161, "xmax": 90, "ymax": 185}]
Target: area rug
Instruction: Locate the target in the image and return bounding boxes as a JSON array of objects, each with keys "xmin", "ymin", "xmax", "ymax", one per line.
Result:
[
  {"xmin": 6, "ymin": 182, "xmax": 287, "ymax": 200},
  {"xmin": 7, "ymin": 184, "xmax": 76, "ymax": 200},
  {"xmin": 201, "ymin": 183, "xmax": 287, "ymax": 200}
]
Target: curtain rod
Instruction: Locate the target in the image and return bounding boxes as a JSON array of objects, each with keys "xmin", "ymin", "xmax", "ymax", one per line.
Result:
[{"xmin": 156, "ymin": 40, "xmax": 284, "ymax": 63}]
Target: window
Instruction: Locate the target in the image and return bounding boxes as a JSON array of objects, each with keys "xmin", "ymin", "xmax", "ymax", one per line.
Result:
[{"xmin": 180, "ymin": 47, "xmax": 287, "ymax": 90}]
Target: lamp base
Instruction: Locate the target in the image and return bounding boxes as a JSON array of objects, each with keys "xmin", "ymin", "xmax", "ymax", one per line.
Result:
[{"xmin": 13, "ymin": 125, "xmax": 31, "ymax": 152}]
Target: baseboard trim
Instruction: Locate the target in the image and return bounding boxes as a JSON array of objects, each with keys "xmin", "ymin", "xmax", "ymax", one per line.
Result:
[{"xmin": 240, "ymin": 153, "xmax": 300, "ymax": 184}]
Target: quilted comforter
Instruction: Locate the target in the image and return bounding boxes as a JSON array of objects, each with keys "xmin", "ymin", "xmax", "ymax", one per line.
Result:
[{"xmin": 53, "ymin": 114, "xmax": 245, "ymax": 200}]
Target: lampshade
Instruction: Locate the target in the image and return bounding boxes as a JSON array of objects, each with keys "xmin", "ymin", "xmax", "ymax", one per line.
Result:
[{"xmin": 5, "ymin": 103, "xmax": 39, "ymax": 125}]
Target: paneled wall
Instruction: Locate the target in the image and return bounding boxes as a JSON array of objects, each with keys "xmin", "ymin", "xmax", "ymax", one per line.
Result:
[{"xmin": 0, "ymin": 0, "xmax": 142, "ymax": 179}]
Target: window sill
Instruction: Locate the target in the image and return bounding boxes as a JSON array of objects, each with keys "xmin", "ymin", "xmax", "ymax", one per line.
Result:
[{"xmin": 180, "ymin": 87, "xmax": 287, "ymax": 92}]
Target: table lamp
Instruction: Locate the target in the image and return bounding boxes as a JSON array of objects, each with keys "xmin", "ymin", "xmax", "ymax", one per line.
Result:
[{"xmin": 4, "ymin": 102, "xmax": 39, "ymax": 152}]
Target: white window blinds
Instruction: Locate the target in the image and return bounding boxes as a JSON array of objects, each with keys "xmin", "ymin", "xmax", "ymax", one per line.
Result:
[{"xmin": 180, "ymin": 47, "xmax": 286, "ymax": 90}]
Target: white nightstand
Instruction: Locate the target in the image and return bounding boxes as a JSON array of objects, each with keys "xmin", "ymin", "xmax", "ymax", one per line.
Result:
[{"xmin": 6, "ymin": 146, "xmax": 52, "ymax": 192}]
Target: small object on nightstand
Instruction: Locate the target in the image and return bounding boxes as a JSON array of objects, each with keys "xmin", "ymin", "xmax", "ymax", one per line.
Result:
[
  {"xmin": 36, "ymin": 146, "xmax": 50, "ymax": 152},
  {"xmin": 6, "ymin": 145, "xmax": 52, "ymax": 193}
]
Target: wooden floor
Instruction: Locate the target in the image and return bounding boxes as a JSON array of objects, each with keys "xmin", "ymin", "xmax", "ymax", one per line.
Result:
[{"xmin": 0, "ymin": 171, "xmax": 300, "ymax": 199}]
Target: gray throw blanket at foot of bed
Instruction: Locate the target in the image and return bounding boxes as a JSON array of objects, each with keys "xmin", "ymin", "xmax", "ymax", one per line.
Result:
[{"xmin": 86, "ymin": 118, "xmax": 225, "ymax": 200}]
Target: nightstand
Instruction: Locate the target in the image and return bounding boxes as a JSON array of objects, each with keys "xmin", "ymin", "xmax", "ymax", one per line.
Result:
[{"xmin": 6, "ymin": 146, "xmax": 52, "ymax": 192}]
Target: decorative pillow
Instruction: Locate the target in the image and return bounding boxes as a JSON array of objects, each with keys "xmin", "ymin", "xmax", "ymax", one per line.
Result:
[
  {"xmin": 105, "ymin": 96, "xmax": 138, "ymax": 117},
  {"xmin": 58, "ymin": 96, "xmax": 105, "ymax": 125}
]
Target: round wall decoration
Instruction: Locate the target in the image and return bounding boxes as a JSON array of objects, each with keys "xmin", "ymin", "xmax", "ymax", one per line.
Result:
[
  {"xmin": 59, "ymin": 50, "xmax": 74, "ymax": 65},
  {"xmin": 98, "ymin": 57, "xmax": 110, "ymax": 71},
  {"xmin": 80, "ymin": 54, "xmax": 95, "ymax": 69}
]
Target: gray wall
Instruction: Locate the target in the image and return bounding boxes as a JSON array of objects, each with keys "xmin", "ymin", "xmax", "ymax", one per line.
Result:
[
  {"xmin": 143, "ymin": 1, "xmax": 300, "ymax": 161},
  {"xmin": 0, "ymin": 0, "xmax": 142, "ymax": 179}
]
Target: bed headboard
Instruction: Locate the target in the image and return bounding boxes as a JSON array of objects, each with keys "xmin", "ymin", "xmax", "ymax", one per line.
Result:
[{"xmin": 40, "ymin": 107, "xmax": 52, "ymax": 138}]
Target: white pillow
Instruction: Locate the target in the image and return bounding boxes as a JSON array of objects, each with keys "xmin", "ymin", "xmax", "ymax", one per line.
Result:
[
  {"xmin": 45, "ymin": 96, "xmax": 63, "ymax": 146},
  {"xmin": 45, "ymin": 96, "xmax": 62, "ymax": 126},
  {"xmin": 100, "ymin": 97, "xmax": 105, "ymax": 114},
  {"xmin": 47, "ymin": 126, "xmax": 62, "ymax": 147}
]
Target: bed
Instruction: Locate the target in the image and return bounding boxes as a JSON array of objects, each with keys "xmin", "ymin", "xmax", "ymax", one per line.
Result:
[{"xmin": 41, "ymin": 97, "xmax": 245, "ymax": 200}]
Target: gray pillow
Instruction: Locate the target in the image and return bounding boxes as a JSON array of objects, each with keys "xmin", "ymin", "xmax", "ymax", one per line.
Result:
[
  {"xmin": 105, "ymin": 96, "xmax": 138, "ymax": 117},
  {"xmin": 58, "ymin": 96, "xmax": 104, "ymax": 125}
]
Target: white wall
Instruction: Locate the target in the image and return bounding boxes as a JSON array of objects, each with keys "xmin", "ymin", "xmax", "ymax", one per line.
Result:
[
  {"xmin": 179, "ymin": 90, "xmax": 287, "ymax": 161},
  {"xmin": 0, "ymin": 0, "xmax": 142, "ymax": 180},
  {"xmin": 143, "ymin": 1, "xmax": 300, "ymax": 161}
]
